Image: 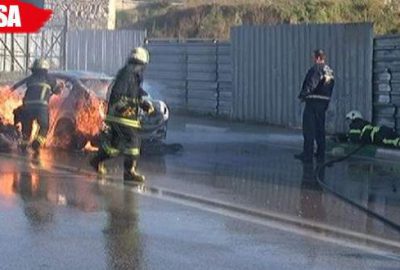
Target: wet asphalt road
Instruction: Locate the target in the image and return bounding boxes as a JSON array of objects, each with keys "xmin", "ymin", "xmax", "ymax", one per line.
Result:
[{"xmin": 1, "ymin": 116, "xmax": 400, "ymax": 269}]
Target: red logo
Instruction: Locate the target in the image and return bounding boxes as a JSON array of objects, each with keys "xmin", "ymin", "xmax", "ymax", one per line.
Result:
[{"xmin": 0, "ymin": 0, "xmax": 52, "ymax": 33}]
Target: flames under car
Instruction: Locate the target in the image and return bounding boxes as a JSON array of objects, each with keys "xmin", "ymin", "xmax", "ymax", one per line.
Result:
[{"xmin": 0, "ymin": 70, "xmax": 170, "ymax": 151}]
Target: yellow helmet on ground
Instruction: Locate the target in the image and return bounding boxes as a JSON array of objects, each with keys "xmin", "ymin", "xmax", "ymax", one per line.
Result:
[
  {"xmin": 31, "ymin": 58, "xmax": 50, "ymax": 70},
  {"xmin": 130, "ymin": 47, "xmax": 150, "ymax": 65}
]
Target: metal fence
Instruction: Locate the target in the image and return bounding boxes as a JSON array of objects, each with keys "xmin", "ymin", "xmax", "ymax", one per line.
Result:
[
  {"xmin": 231, "ymin": 23, "xmax": 374, "ymax": 133},
  {"xmin": 66, "ymin": 30, "xmax": 146, "ymax": 76},
  {"xmin": 145, "ymin": 40, "xmax": 232, "ymax": 115},
  {"xmin": 373, "ymin": 35, "xmax": 400, "ymax": 131},
  {"xmin": 2, "ymin": 23, "xmax": 381, "ymax": 133},
  {"xmin": 0, "ymin": 25, "xmax": 67, "ymax": 73}
]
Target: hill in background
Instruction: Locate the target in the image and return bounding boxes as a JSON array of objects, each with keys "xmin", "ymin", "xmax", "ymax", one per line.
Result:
[{"xmin": 116, "ymin": 0, "xmax": 400, "ymax": 39}]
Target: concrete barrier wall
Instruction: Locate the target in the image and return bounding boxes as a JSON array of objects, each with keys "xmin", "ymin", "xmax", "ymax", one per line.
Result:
[{"xmin": 373, "ymin": 35, "xmax": 400, "ymax": 131}]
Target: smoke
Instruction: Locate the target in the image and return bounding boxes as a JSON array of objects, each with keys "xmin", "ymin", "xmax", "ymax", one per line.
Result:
[{"xmin": 143, "ymin": 80, "xmax": 166, "ymax": 101}]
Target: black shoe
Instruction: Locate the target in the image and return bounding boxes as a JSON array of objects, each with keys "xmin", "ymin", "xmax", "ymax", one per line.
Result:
[{"xmin": 294, "ymin": 153, "xmax": 313, "ymax": 163}]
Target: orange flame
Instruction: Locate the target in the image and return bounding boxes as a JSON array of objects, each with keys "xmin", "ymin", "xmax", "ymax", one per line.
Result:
[
  {"xmin": 45, "ymin": 92, "xmax": 71, "ymax": 148},
  {"xmin": 0, "ymin": 82, "xmax": 105, "ymax": 151},
  {"xmin": 0, "ymin": 172, "xmax": 18, "ymax": 199},
  {"xmin": 48, "ymin": 94, "xmax": 65, "ymax": 129},
  {"xmin": 0, "ymin": 86, "xmax": 23, "ymax": 125},
  {"xmin": 30, "ymin": 172, "xmax": 40, "ymax": 194},
  {"xmin": 83, "ymin": 141, "xmax": 99, "ymax": 152},
  {"xmin": 76, "ymin": 94, "xmax": 105, "ymax": 137}
]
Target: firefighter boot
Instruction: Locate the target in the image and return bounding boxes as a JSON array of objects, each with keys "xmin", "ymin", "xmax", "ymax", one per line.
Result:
[
  {"xmin": 124, "ymin": 158, "xmax": 145, "ymax": 183},
  {"xmin": 31, "ymin": 140, "xmax": 41, "ymax": 153},
  {"xmin": 18, "ymin": 140, "xmax": 29, "ymax": 152},
  {"xmin": 31, "ymin": 135, "xmax": 46, "ymax": 153},
  {"xmin": 90, "ymin": 154, "xmax": 108, "ymax": 176}
]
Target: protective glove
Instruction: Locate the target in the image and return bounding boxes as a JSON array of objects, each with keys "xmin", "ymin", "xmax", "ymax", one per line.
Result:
[
  {"xmin": 101, "ymin": 122, "xmax": 111, "ymax": 133},
  {"xmin": 141, "ymin": 99, "xmax": 155, "ymax": 115}
]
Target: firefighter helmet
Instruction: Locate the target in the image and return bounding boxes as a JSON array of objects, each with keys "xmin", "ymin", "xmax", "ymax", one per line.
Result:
[
  {"xmin": 346, "ymin": 110, "xmax": 363, "ymax": 120},
  {"xmin": 130, "ymin": 47, "xmax": 150, "ymax": 65},
  {"xmin": 31, "ymin": 58, "xmax": 50, "ymax": 70}
]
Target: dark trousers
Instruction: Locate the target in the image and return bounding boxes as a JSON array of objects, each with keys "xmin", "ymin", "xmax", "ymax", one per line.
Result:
[{"xmin": 302, "ymin": 100, "xmax": 329, "ymax": 160}]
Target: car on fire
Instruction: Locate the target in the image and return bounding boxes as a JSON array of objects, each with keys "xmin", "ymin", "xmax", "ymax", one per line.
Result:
[{"xmin": 7, "ymin": 70, "xmax": 169, "ymax": 151}]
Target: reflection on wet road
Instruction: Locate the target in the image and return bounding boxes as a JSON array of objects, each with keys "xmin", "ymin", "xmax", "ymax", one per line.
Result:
[
  {"xmin": 1, "ymin": 117, "xmax": 400, "ymax": 269},
  {"xmin": 1, "ymin": 153, "xmax": 400, "ymax": 270},
  {"xmin": 140, "ymin": 137, "xmax": 400, "ymax": 245}
]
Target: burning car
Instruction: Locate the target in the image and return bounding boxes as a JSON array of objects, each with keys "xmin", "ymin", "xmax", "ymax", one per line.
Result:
[{"xmin": 0, "ymin": 70, "xmax": 169, "ymax": 151}]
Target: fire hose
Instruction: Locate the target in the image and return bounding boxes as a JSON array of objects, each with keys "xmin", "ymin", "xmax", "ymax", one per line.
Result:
[{"xmin": 315, "ymin": 143, "xmax": 400, "ymax": 232}]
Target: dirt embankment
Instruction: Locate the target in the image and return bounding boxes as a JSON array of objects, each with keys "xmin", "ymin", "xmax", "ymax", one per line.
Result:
[
  {"xmin": 117, "ymin": 3, "xmax": 284, "ymax": 40},
  {"xmin": 116, "ymin": 0, "xmax": 400, "ymax": 39}
]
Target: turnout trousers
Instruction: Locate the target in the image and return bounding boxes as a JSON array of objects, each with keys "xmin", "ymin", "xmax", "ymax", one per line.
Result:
[
  {"xmin": 18, "ymin": 104, "xmax": 49, "ymax": 147},
  {"xmin": 96, "ymin": 119, "xmax": 142, "ymax": 176}
]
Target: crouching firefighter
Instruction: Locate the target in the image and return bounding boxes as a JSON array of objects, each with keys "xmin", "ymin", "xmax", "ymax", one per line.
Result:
[
  {"xmin": 11, "ymin": 58, "xmax": 62, "ymax": 153},
  {"xmin": 345, "ymin": 110, "xmax": 400, "ymax": 147},
  {"xmin": 90, "ymin": 47, "xmax": 154, "ymax": 182}
]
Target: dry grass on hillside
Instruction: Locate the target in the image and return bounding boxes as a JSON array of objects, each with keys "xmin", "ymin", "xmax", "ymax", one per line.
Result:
[{"xmin": 117, "ymin": 0, "xmax": 400, "ymax": 38}]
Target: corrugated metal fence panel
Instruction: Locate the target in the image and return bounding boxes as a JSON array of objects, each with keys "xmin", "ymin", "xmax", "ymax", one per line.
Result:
[
  {"xmin": 186, "ymin": 43, "xmax": 218, "ymax": 114},
  {"xmin": 373, "ymin": 35, "xmax": 400, "ymax": 131},
  {"xmin": 66, "ymin": 30, "xmax": 146, "ymax": 76},
  {"xmin": 232, "ymin": 23, "xmax": 373, "ymax": 133},
  {"xmin": 145, "ymin": 42, "xmax": 187, "ymax": 110},
  {"xmin": 145, "ymin": 40, "xmax": 233, "ymax": 115},
  {"xmin": 218, "ymin": 42, "xmax": 232, "ymax": 116}
]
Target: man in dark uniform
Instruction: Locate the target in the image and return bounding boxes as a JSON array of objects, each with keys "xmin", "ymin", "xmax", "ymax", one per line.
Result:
[
  {"xmin": 90, "ymin": 47, "xmax": 154, "ymax": 183},
  {"xmin": 295, "ymin": 49, "xmax": 335, "ymax": 163},
  {"xmin": 11, "ymin": 58, "xmax": 62, "ymax": 153}
]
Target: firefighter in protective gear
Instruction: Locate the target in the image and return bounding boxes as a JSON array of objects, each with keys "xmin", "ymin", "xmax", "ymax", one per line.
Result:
[
  {"xmin": 345, "ymin": 110, "xmax": 400, "ymax": 147},
  {"xmin": 90, "ymin": 47, "xmax": 154, "ymax": 182},
  {"xmin": 11, "ymin": 58, "xmax": 62, "ymax": 152},
  {"xmin": 295, "ymin": 49, "xmax": 335, "ymax": 163}
]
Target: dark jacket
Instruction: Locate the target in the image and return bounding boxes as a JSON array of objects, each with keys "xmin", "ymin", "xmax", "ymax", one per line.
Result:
[
  {"xmin": 348, "ymin": 118, "xmax": 398, "ymax": 145},
  {"xmin": 298, "ymin": 63, "xmax": 334, "ymax": 103},
  {"xmin": 12, "ymin": 69, "xmax": 60, "ymax": 106},
  {"xmin": 348, "ymin": 118, "xmax": 373, "ymax": 143},
  {"xmin": 107, "ymin": 62, "xmax": 149, "ymax": 122}
]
